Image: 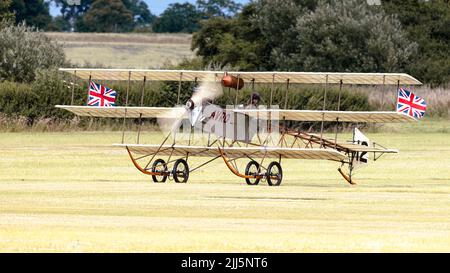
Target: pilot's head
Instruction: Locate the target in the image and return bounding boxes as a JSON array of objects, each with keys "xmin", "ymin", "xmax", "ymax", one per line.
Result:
[{"xmin": 250, "ymin": 92, "xmax": 261, "ymax": 106}]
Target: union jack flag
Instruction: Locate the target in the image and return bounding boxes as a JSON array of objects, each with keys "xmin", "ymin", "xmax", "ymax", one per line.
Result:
[
  {"xmin": 396, "ymin": 88, "xmax": 426, "ymax": 119},
  {"xmin": 88, "ymin": 82, "xmax": 117, "ymax": 107}
]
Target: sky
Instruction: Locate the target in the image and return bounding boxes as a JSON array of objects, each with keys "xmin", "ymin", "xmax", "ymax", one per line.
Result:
[
  {"xmin": 50, "ymin": 0, "xmax": 251, "ymax": 16},
  {"xmin": 148, "ymin": 0, "xmax": 250, "ymax": 15}
]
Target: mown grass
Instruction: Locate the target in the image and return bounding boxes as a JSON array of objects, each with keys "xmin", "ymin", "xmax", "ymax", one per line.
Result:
[
  {"xmin": 0, "ymin": 119, "xmax": 449, "ymax": 252},
  {"xmin": 45, "ymin": 32, "xmax": 195, "ymax": 68}
]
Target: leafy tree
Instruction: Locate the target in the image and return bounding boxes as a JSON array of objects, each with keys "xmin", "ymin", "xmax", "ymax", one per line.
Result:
[
  {"xmin": 153, "ymin": 2, "xmax": 202, "ymax": 33},
  {"xmin": 193, "ymin": 0, "xmax": 417, "ymax": 75},
  {"xmin": 52, "ymin": 0, "xmax": 93, "ymax": 31},
  {"xmin": 81, "ymin": 0, "xmax": 134, "ymax": 32},
  {"xmin": 196, "ymin": 0, "xmax": 242, "ymax": 18},
  {"xmin": 10, "ymin": 0, "xmax": 52, "ymax": 29},
  {"xmin": 0, "ymin": 0, "xmax": 15, "ymax": 25},
  {"xmin": 47, "ymin": 15, "xmax": 72, "ymax": 32},
  {"xmin": 381, "ymin": 0, "xmax": 450, "ymax": 85},
  {"xmin": 192, "ymin": 3, "xmax": 270, "ymax": 70},
  {"xmin": 279, "ymin": 0, "xmax": 417, "ymax": 73},
  {"xmin": 0, "ymin": 23, "xmax": 65, "ymax": 83},
  {"xmin": 54, "ymin": 0, "xmax": 155, "ymax": 32},
  {"xmin": 253, "ymin": 0, "xmax": 316, "ymax": 70},
  {"xmin": 123, "ymin": 0, "xmax": 156, "ymax": 27}
]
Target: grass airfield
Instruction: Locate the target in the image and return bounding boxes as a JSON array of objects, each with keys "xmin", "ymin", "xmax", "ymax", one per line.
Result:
[{"xmin": 0, "ymin": 119, "xmax": 449, "ymax": 252}]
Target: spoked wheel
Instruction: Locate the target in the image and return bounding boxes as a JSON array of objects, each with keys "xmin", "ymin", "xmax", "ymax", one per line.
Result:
[
  {"xmin": 172, "ymin": 159, "xmax": 189, "ymax": 183},
  {"xmin": 245, "ymin": 161, "xmax": 261, "ymax": 185},
  {"xmin": 266, "ymin": 161, "xmax": 283, "ymax": 186},
  {"xmin": 151, "ymin": 159, "xmax": 168, "ymax": 183}
]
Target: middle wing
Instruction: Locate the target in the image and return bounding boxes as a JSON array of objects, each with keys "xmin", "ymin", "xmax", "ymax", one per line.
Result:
[
  {"xmin": 56, "ymin": 105, "xmax": 186, "ymax": 118},
  {"xmin": 234, "ymin": 109, "xmax": 416, "ymax": 123},
  {"xmin": 56, "ymin": 105, "xmax": 416, "ymax": 123}
]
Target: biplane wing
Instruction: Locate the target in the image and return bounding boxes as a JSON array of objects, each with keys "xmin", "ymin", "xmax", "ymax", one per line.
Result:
[
  {"xmin": 57, "ymin": 105, "xmax": 416, "ymax": 123},
  {"xmin": 55, "ymin": 105, "xmax": 186, "ymax": 118},
  {"xmin": 234, "ymin": 109, "xmax": 416, "ymax": 123},
  {"xmin": 116, "ymin": 144, "xmax": 347, "ymax": 162},
  {"xmin": 60, "ymin": 68, "xmax": 422, "ymax": 85}
]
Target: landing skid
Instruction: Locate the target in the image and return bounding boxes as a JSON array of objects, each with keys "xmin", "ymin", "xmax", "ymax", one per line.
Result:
[{"xmin": 338, "ymin": 168, "xmax": 357, "ymax": 185}]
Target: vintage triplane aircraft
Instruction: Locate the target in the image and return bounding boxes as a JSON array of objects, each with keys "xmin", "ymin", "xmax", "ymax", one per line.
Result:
[{"xmin": 56, "ymin": 69, "xmax": 423, "ymax": 186}]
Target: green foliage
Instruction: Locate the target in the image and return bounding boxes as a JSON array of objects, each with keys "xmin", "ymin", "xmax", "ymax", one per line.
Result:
[
  {"xmin": 0, "ymin": 0, "xmax": 15, "ymax": 25},
  {"xmin": 0, "ymin": 23, "xmax": 65, "ymax": 83},
  {"xmin": 193, "ymin": 0, "xmax": 417, "ymax": 74},
  {"xmin": 52, "ymin": 0, "xmax": 93, "ymax": 31},
  {"xmin": 47, "ymin": 15, "xmax": 71, "ymax": 32},
  {"xmin": 196, "ymin": 0, "xmax": 242, "ymax": 18},
  {"xmin": 0, "ymin": 68, "xmax": 184, "ymax": 125},
  {"xmin": 381, "ymin": 0, "xmax": 450, "ymax": 86},
  {"xmin": 10, "ymin": 0, "xmax": 52, "ymax": 30},
  {"xmin": 0, "ymin": 81, "xmax": 37, "ymax": 122},
  {"xmin": 153, "ymin": 0, "xmax": 243, "ymax": 33},
  {"xmin": 81, "ymin": 0, "xmax": 134, "ymax": 32},
  {"xmin": 153, "ymin": 2, "xmax": 202, "ymax": 33},
  {"xmin": 0, "ymin": 69, "xmax": 73, "ymax": 123},
  {"xmin": 192, "ymin": 4, "xmax": 271, "ymax": 70},
  {"xmin": 283, "ymin": 0, "xmax": 417, "ymax": 72},
  {"xmin": 52, "ymin": 0, "xmax": 156, "ymax": 32},
  {"xmin": 123, "ymin": 0, "xmax": 156, "ymax": 27}
]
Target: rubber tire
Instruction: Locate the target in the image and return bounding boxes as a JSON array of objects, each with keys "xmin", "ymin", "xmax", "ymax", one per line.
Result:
[
  {"xmin": 151, "ymin": 159, "xmax": 168, "ymax": 183},
  {"xmin": 245, "ymin": 161, "xmax": 261, "ymax": 185},
  {"xmin": 266, "ymin": 161, "xmax": 283, "ymax": 186},
  {"xmin": 173, "ymin": 159, "xmax": 189, "ymax": 183}
]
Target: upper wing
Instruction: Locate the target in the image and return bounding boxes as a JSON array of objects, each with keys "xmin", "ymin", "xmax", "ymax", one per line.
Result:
[
  {"xmin": 56, "ymin": 105, "xmax": 186, "ymax": 118},
  {"xmin": 118, "ymin": 144, "xmax": 346, "ymax": 162},
  {"xmin": 234, "ymin": 109, "xmax": 416, "ymax": 123},
  {"xmin": 60, "ymin": 68, "xmax": 422, "ymax": 85}
]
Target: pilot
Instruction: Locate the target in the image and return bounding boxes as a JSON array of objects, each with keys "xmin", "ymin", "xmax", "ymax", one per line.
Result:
[{"xmin": 247, "ymin": 92, "xmax": 261, "ymax": 109}]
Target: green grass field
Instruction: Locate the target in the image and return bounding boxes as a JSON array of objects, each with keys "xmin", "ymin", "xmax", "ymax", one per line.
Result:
[
  {"xmin": 0, "ymin": 119, "xmax": 449, "ymax": 252},
  {"xmin": 45, "ymin": 32, "xmax": 194, "ymax": 68}
]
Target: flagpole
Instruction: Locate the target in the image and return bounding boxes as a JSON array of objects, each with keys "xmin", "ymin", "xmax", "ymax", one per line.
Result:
[
  {"xmin": 396, "ymin": 80, "xmax": 400, "ymax": 111},
  {"xmin": 381, "ymin": 75, "xmax": 386, "ymax": 111},
  {"xmin": 86, "ymin": 74, "xmax": 92, "ymax": 105}
]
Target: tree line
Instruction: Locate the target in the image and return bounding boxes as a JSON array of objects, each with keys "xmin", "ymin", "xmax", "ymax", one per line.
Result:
[
  {"xmin": 3, "ymin": 0, "xmax": 241, "ymax": 33},
  {"xmin": 0, "ymin": 0, "xmax": 449, "ymax": 86}
]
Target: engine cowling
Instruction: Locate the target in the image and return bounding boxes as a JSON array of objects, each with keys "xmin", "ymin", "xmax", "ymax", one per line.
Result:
[{"xmin": 222, "ymin": 74, "xmax": 244, "ymax": 90}]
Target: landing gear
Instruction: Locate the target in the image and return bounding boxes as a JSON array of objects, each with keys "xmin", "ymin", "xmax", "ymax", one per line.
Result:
[
  {"xmin": 151, "ymin": 159, "xmax": 168, "ymax": 183},
  {"xmin": 266, "ymin": 161, "xmax": 283, "ymax": 186},
  {"xmin": 172, "ymin": 158, "xmax": 189, "ymax": 183},
  {"xmin": 245, "ymin": 161, "xmax": 261, "ymax": 185}
]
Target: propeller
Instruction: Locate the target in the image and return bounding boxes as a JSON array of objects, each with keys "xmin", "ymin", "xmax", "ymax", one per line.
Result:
[{"xmin": 157, "ymin": 74, "xmax": 223, "ymax": 135}]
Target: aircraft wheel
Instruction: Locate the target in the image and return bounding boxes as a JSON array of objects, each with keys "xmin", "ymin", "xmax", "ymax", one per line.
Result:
[
  {"xmin": 245, "ymin": 161, "xmax": 261, "ymax": 185},
  {"xmin": 172, "ymin": 159, "xmax": 189, "ymax": 183},
  {"xmin": 151, "ymin": 159, "xmax": 168, "ymax": 183},
  {"xmin": 266, "ymin": 162, "xmax": 283, "ymax": 186}
]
